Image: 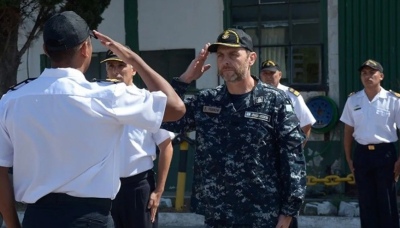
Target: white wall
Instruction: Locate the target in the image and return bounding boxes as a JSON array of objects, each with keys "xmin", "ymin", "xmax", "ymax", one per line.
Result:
[
  {"xmin": 17, "ymin": 0, "xmax": 126, "ymax": 82},
  {"xmin": 138, "ymin": 0, "xmax": 224, "ymax": 89}
]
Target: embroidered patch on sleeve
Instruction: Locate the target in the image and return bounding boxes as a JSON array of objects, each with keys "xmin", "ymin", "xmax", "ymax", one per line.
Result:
[{"xmin": 285, "ymin": 104, "xmax": 293, "ymax": 112}]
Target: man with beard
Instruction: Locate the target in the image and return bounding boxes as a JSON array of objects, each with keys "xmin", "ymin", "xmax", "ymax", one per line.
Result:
[
  {"xmin": 340, "ymin": 59, "xmax": 400, "ymax": 228},
  {"xmin": 162, "ymin": 28, "xmax": 306, "ymax": 228}
]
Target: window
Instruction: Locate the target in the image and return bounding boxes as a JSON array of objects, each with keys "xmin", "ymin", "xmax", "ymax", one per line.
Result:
[
  {"xmin": 230, "ymin": 0, "xmax": 323, "ymax": 90},
  {"xmin": 138, "ymin": 49, "xmax": 196, "ymax": 91}
]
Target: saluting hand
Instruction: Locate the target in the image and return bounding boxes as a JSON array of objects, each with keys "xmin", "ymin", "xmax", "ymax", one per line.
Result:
[
  {"xmin": 179, "ymin": 43, "xmax": 212, "ymax": 84},
  {"xmin": 93, "ymin": 30, "xmax": 135, "ymax": 65}
]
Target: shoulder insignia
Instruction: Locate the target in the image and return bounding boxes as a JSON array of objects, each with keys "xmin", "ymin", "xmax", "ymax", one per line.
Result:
[
  {"xmin": 389, "ymin": 90, "xmax": 400, "ymax": 98},
  {"xmin": 9, "ymin": 78, "xmax": 37, "ymax": 91},
  {"xmin": 348, "ymin": 92, "xmax": 356, "ymax": 97},
  {"xmin": 288, "ymin": 88, "xmax": 300, "ymax": 97},
  {"xmin": 92, "ymin": 78, "xmax": 122, "ymax": 84}
]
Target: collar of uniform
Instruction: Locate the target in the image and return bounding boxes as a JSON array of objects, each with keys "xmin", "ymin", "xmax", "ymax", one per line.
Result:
[
  {"xmin": 40, "ymin": 68, "xmax": 87, "ymax": 80},
  {"xmin": 215, "ymin": 75, "xmax": 263, "ymax": 106},
  {"xmin": 361, "ymin": 87, "xmax": 387, "ymax": 99},
  {"xmin": 214, "ymin": 84, "xmax": 229, "ymax": 104},
  {"xmin": 378, "ymin": 87, "xmax": 388, "ymax": 98},
  {"xmin": 251, "ymin": 77, "xmax": 267, "ymax": 106}
]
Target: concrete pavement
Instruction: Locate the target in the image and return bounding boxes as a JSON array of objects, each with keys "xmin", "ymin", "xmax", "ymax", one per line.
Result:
[{"xmin": 1, "ymin": 211, "xmax": 361, "ymax": 228}]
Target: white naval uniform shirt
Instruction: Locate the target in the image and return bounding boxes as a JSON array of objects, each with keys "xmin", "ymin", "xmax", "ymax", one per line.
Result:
[
  {"xmin": 119, "ymin": 127, "xmax": 175, "ymax": 178},
  {"xmin": 340, "ymin": 88, "xmax": 400, "ymax": 145},
  {"xmin": 0, "ymin": 68, "xmax": 167, "ymax": 203},
  {"xmin": 277, "ymin": 84, "xmax": 316, "ymax": 127}
]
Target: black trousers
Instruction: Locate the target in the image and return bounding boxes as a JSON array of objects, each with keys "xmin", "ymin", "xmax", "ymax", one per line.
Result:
[
  {"xmin": 22, "ymin": 193, "xmax": 113, "ymax": 228},
  {"xmin": 111, "ymin": 170, "xmax": 157, "ymax": 228},
  {"xmin": 353, "ymin": 142, "xmax": 399, "ymax": 228}
]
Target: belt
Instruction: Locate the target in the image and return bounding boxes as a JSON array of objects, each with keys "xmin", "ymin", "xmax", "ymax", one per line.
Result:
[
  {"xmin": 33, "ymin": 193, "xmax": 111, "ymax": 208},
  {"xmin": 356, "ymin": 142, "xmax": 395, "ymax": 151},
  {"xmin": 120, "ymin": 169, "xmax": 154, "ymax": 185}
]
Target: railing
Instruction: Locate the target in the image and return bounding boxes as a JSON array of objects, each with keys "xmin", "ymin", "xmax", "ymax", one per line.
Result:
[{"xmin": 306, "ymin": 174, "xmax": 355, "ymax": 186}]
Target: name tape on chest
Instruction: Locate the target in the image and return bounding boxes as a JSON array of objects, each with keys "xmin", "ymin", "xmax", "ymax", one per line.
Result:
[
  {"xmin": 244, "ymin": 111, "xmax": 271, "ymax": 122},
  {"xmin": 203, "ymin": 106, "xmax": 221, "ymax": 114}
]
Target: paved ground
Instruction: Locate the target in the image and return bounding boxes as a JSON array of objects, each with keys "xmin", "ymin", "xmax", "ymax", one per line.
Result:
[{"xmin": 1, "ymin": 212, "xmax": 361, "ymax": 228}]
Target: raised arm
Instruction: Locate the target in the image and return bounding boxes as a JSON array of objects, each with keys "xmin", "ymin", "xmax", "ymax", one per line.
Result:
[
  {"xmin": 93, "ymin": 30, "xmax": 185, "ymax": 122},
  {"xmin": 178, "ymin": 43, "xmax": 211, "ymax": 84}
]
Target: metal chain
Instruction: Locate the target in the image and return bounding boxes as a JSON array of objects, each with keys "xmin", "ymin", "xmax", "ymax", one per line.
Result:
[{"xmin": 306, "ymin": 174, "xmax": 355, "ymax": 186}]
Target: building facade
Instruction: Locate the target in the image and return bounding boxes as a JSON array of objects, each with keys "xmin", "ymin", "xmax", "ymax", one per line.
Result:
[{"xmin": 16, "ymin": 0, "xmax": 400, "ymax": 196}]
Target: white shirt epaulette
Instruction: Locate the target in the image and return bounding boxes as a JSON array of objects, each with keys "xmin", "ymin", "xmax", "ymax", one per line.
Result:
[
  {"xmin": 9, "ymin": 78, "xmax": 37, "ymax": 91},
  {"xmin": 92, "ymin": 78, "xmax": 122, "ymax": 84},
  {"xmin": 288, "ymin": 87, "xmax": 300, "ymax": 97},
  {"xmin": 348, "ymin": 91, "xmax": 356, "ymax": 97},
  {"xmin": 389, "ymin": 90, "xmax": 400, "ymax": 98}
]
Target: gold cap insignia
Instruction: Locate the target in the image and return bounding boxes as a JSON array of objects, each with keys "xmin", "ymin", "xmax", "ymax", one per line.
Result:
[
  {"xmin": 366, "ymin": 60, "xmax": 377, "ymax": 66},
  {"xmin": 221, "ymin": 31, "xmax": 230, "ymax": 39}
]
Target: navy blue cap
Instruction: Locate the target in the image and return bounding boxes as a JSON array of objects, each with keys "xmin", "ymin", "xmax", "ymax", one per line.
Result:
[
  {"xmin": 260, "ymin": 60, "xmax": 281, "ymax": 72},
  {"xmin": 43, "ymin": 11, "xmax": 95, "ymax": 51},
  {"xmin": 208, "ymin": 28, "xmax": 254, "ymax": 53},
  {"xmin": 100, "ymin": 46, "xmax": 131, "ymax": 63},
  {"xmin": 358, "ymin": 59, "xmax": 383, "ymax": 72}
]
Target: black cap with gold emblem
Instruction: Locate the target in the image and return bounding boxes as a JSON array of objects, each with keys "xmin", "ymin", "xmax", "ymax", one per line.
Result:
[
  {"xmin": 358, "ymin": 59, "xmax": 383, "ymax": 72},
  {"xmin": 260, "ymin": 60, "xmax": 281, "ymax": 72},
  {"xmin": 208, "ymin": 28, "xmax": 253, "ymax": 53},
  {"xmin": 100, "ymin": 46, "xmax": 131, "ymax": 63}
]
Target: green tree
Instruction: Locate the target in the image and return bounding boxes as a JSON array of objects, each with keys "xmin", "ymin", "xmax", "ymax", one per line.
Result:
[{"xmin": 0, "ymin": 0, "xmax": 111, "ymax": 96}]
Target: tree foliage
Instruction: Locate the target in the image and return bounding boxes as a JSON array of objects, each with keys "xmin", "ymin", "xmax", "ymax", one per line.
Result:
[{"xmin": 0, "ymin": 0, "xmax": 111, "ymax": 96}]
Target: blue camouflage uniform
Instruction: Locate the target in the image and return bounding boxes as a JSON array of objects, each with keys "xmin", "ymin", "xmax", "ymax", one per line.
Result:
[{"xmin": 162, "ymin": 76, "xmax": 306, "ymax": 227}]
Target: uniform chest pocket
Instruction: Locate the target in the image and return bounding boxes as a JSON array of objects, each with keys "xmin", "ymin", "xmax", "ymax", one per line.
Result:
[
  {"xmin": 376, "ymin": 109, "xmax": 390, "ymax": 125},
  {"xmin": 352, "ymin": 109, "xmax": 364, "ymax": 126}
]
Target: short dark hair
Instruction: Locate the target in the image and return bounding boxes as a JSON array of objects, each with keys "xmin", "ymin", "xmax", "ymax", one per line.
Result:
[{"xmin": 46, "ymin": 37, "xmax": 90, "ymax": 63}]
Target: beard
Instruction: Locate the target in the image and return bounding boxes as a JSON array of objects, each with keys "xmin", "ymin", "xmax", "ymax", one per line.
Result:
[{"xmin": 218, "ymin": 64, "xmax": 248, "ymax": 83}]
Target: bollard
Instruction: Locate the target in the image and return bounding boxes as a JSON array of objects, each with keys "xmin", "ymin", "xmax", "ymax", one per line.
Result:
[{"xmin": 175, "ymin": 139, "xmax": 189, "ymax": 210}]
